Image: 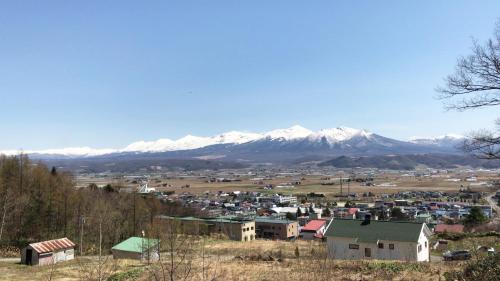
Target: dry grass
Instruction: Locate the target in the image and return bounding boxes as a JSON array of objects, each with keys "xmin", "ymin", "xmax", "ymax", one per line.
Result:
[{"xmin": 0, "ymin": 239, "xmax": 462, "ymax": 281}]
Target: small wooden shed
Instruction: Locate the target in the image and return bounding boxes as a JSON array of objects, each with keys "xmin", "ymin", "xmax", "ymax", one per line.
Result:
[
  {"xmin": 112, "ymin": 237, "xmax": 160, "ymax": 261},
  {"xmin": 21, "ymin": 237, "xmax": 76, "ymax": 266}
]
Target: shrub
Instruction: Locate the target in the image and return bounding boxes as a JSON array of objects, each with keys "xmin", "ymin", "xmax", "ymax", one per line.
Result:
[{"xmin": 445, "ymin": 254, "xmax": 499, "ymax": 281}]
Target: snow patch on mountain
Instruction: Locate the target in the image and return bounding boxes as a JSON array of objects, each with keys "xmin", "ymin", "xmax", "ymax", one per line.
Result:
[
  {"xmin": 264, "ymin": 125, "xmax": 313, "ymax": 140},
  {"xmin": 308, "ymin": 127, "xmax": 373, "ymax": 144}
]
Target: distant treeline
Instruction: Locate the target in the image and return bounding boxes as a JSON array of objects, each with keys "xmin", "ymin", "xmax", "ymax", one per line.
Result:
[{"xmin": 0, "ymin": 155, "xmax": 197, "ymax": 253}]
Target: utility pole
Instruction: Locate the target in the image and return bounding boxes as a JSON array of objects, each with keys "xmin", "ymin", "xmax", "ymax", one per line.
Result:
[
  {"xmin": 133, "ymin": 193, "xmax": 136, "ymax": 236},
  {"xmin": 340, "ymin": 176, "xmax": 343, "ymax": 196},
  {"xmin": 19, "ymin": 153, "xmax": 23, "ymax": 194},
  {"xmin": 79, "ymin": 216, "xmax": 85, "ymax": 255}
]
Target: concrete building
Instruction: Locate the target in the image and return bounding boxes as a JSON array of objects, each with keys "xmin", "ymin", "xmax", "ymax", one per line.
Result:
[
  {"xmin": 255, "ymin": 217, "xmax": 298, "ymax": 240},
  {"xmin": 156, "ymin": 216, "xmax": 256, "ymax": 242},
  {"xmin": 21, "ymin": 238, "xmax": 75, "ymax": 266},
  {"xmin": 111, "ymin": 237, "xmax": 159, "ymax": 261},
  {"xmin": 325, "ymin": 219, "xmax": 431, "ymax": 262}
]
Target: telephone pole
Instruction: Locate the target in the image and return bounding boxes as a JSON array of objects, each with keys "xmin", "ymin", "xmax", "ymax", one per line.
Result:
[{"xmin": 79, "ymin": 216, "xmax": 85, "ymax": 255}]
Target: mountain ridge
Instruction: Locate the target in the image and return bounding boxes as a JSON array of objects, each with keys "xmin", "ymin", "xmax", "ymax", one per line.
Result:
[{"xmin": 1, "ymin": 125, "xmax": 466, "ymax": 158}]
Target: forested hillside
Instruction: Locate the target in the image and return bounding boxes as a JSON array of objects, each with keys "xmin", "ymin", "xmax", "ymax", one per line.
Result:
[{"xmin": 0, "ymin": 155, "xmax": 195, "ymax": 254}]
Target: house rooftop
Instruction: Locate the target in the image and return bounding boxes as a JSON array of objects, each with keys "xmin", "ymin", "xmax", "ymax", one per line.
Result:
[
  {"xmin": 324, "ymin": 219, "xmax": 428, "ymax": 243},
  {"xmin": 302, "ymin": 220, "xmax": 326, "ymax": 232}
]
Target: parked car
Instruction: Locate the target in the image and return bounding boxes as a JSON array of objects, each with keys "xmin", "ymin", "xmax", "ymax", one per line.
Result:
[{"xmin": 443, "ymin": 250, "xmax": 471, "ymax": 261}]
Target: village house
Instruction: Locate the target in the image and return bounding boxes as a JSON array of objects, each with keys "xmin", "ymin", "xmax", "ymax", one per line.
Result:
[
  {"xmin": 324, "ymin": 218, "xmax": 431, "ymax": 262},
  {"xmin": 299, "ymin": 220, "xmax": 326, "ymax": 240},
  {"xmin": 111, "ymin": 237, "xmax": 160, "ymax": 261},
  {"xmin": 255, "ymin": 217, "xmax": 298, "ymax": 240},
  {"xmin": 21, "ymin": 237, "xmax": 75, "ymax": 266}
]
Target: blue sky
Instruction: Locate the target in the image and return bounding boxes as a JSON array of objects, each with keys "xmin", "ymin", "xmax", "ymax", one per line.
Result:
[{"xmin": 1, "ymin": 1, "xmax": 499, "ymax": 150}]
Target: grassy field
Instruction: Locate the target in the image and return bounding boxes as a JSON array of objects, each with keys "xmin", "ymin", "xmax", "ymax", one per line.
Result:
[{"xmin": 0, "ymin": 239, "xmax": 471, "ymax": 281}]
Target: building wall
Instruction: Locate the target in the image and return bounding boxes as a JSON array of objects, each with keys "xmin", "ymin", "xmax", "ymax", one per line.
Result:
[
  {"xmin": 214, "ymin": 221, "xmax": 256, "ymax": 241},
  {"xmin": 416, "ymin": 230, "xmax": 430, "ymax": 262},
  {"xmin": 255, "ymin": 221, "xmax": 298, "ymax": 240},
  {"xmin": 21, "ymin": 246, "xmax": 75, "ymax": 266},
  {"xmin": 113, "ymin": 249, "xmax": 142, "ymax": 260},
  {"xmin": 326, "ymin": 236, "xmax": 428, "ymax": 262}
]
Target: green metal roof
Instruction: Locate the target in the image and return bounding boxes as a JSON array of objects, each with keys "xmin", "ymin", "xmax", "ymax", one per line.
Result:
[
  {"xmin": 324, "ymin": 219, "xmax": 425, "ymax": 243},
  {"xmin": 112, "ymin": 237, "xmax": 159, "ymax": 253},
  {"xmin": 255, "ymin": 217, "xmax": 295, "ymax": 224}
]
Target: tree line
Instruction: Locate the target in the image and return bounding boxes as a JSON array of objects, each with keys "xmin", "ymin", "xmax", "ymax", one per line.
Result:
[{"xmin": 0, "ymin": 154, "xmax": 196, "ymax": 254}]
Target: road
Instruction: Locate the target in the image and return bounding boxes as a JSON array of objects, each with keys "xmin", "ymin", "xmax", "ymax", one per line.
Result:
[{"xmin": 485, "ymin": 193, "xmax": 500, "ymax": 224}]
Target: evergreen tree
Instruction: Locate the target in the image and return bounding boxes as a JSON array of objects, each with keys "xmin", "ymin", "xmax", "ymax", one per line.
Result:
[
  {"xmin": 464, "ymin": 206, "xmax": 487, "ymax": 226},
  {"xmin": 296, "ymin": 207, "xmax": 303, "ymax": 218}
]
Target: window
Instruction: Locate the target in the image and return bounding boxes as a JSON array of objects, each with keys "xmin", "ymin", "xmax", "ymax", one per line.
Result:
[
  {"xmin": 251, "ymin": 226, "xmax": 254, "ymax": 230},
  {"xmin": 418, "ymin": 244, "xmax": 422, "ymax": 253},
  {"xmin": 389, "ymin": 244, "xmax": 394, "ymax": 250},
  {"xmin": 378, "ymin": 243, "xmax": 384, "ymax": 249},
  {"xmin": 349, "ymin": 244, "xmax": 359, "ymax": 250},
  {"xmin": 425, "ymin": 241, "xmax": 427, "ymax": 248},
  {"xmin": 365, "ymin": 248, "xmax": 371, "ymax": 257}
]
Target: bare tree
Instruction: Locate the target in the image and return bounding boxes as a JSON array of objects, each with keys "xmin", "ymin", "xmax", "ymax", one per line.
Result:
[
  {"xmin": 0, "ymin": 188, "xmax": 11, "ymax": 243},
  {"xmin": 438, "ymin": 21, "xmax": 500, "ymax": 159},
  {"xmin": 147, "ymin": 218, "xmax": 195, "ymax": 281}
]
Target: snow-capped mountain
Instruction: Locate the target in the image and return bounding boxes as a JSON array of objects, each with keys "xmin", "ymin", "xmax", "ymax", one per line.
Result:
[
  {"xmin": 1, "ymin": 125, "xmax": 465, "ymax": 159},
  {"xmin": 409, "ymin": 134, "xmax": 466, "ymax": 147},
  {"xmin": 308, "ymin": 127, "xmax": 373, "ymax": 144},
  {"xmin": 263, "ymin": 125, "xmax": 313, "ymax": 140}
]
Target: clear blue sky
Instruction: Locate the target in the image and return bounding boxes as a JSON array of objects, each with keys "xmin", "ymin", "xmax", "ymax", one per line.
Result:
[{"xmin": 1, "ymin": 1, "xmax": 499, "ymax": 150}]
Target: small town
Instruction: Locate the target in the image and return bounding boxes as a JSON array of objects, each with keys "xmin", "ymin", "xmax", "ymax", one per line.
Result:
[{"xmin": 1, "ymin": 1, "xmax": 500, "ymax": 280}]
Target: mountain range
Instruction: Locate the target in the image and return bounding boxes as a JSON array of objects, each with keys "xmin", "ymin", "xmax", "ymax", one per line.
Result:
[
  {"xmin": 1, "ymin": 125, "xmax": 466, "ymax": 157},
  {"xmin": 5, "ymin": 125, "xmax": 492, "ymax": 172}
]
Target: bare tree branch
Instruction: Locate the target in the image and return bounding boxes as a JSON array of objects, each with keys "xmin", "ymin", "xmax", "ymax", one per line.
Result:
[{"xmin": 438, "ymin": 21, "xmax": 500, "ymax": 159}]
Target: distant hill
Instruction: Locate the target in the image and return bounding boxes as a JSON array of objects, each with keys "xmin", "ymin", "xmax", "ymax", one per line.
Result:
[
  {"xmin": 318, "ymin": 154, "xmax": 500, "ymax": 170},
  {"xmin": 43, "ymin": 157, "xmax": 248, "ymax": 173}
]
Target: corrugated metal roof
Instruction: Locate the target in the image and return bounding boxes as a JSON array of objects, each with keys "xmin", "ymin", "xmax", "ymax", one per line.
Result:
[
  {"xmin": 302, "ymin": 220, "xmax": 326, "ymax": 231},
  {"xmin": 324, "ymin": 219, "xmax": 426, "ymax": 243},
  {"xmin": 29, "ymin": 237, "xmax": 75, "ymax": 254}
]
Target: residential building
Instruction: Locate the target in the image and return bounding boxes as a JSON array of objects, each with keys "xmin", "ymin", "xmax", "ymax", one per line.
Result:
[
  {"xmin": 300, "ymin": 220, "xmax": 326, "ymax": 240},
  {"xmin": 325, "ymin": 219, "xmax": 431, "ymax": 262}
]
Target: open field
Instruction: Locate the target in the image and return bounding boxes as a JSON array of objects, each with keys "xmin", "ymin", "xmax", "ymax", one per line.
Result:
[
  {"xmin": 0, "ymin": 239, "xmax": 478, "ymax": 281},
  {"xmin": 77, "ymin": 171, "xmax": 498, "ymax": 198}
]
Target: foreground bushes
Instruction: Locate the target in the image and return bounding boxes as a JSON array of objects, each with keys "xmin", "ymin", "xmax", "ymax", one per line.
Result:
[{"xmin": 445, "ymin": 254, "xmax": 500, "ymax": 281}]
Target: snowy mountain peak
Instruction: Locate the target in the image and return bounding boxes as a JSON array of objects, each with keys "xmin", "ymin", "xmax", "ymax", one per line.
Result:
[
  {"xmin": 212, "ymin": 131, "xmax": 263, "ymax": 144},
  {"xmin": 309, "ymin": 126, "xmax": 372, "ymax": 143},
  {"xmin": 264, "ymin": 125, "xmax": 314, "ymax": 140}
]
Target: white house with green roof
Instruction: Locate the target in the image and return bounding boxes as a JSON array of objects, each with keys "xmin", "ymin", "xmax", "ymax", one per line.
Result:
[
  {"xmin": 111, "ymin": 237, "xmax": 160, "ymax": 261},
  {"xmin": 324, "ymin": 219, "xmax": 431, "ymax": 262}
]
